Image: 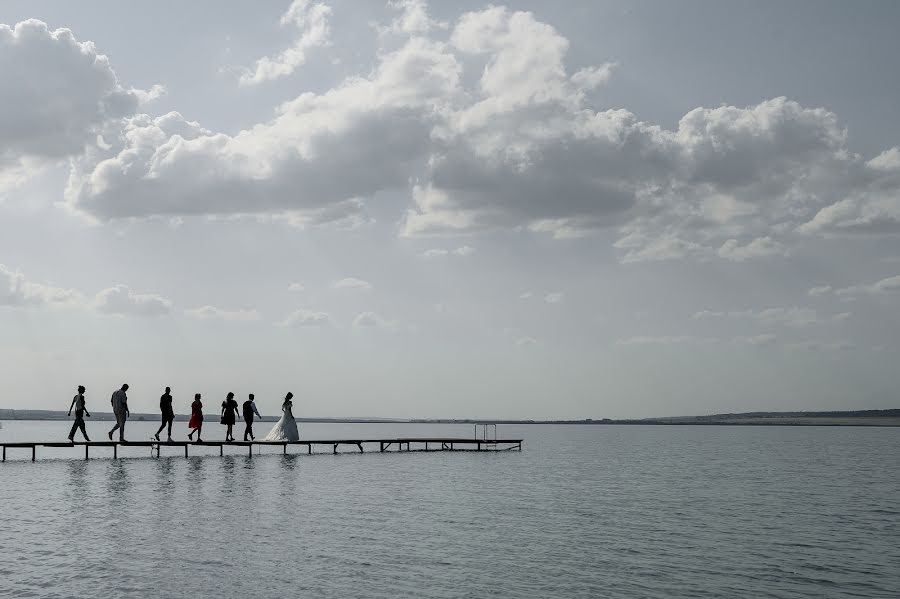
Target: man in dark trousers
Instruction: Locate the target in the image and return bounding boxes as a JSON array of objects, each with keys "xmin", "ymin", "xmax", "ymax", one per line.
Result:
[
  {"xmin": 243, "ymin": 393, "xmax": 261, "ymax": 441},
  {"xmin": 67, "ymin": 385, "xmax": 91, "ymax": 441},
  {"xmin": 154, "ymin": 386, "xmax": 175, "ymax": 442},
  {"xmin": 108, "ymin": 383, "xmax": 129, "ymax": 442}
]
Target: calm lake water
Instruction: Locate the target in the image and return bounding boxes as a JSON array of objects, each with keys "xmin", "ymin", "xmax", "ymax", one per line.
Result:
[{"xmin": 1, "ymin": 421, "xmax": 898, "ymax": 598}]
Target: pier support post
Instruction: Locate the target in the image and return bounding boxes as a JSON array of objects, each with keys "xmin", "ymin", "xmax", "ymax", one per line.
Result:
[
  {"xmin": 249, "ymin": 445, "xmax": 252, "ymax": 458},
  {"xmin": 283, "ymin": 444, "xmax": 287, "ymax": 455},
  {"xmin": 184, "ymin": 445, "xmax": 189, "ymax": 458},
  {"xmin": 333, "ymin": 443, "xmax": 338, "ymax": 455},
  {"xmin": 113, "ymin": 445, "xmax": 117, "ymax": 459},
  {"xmin": 220, "ymin": 445, "xmax": 224, "ymax": 456},
  {"xmin": 85, "ymin": 445, "xmax": 89, "ymax": 460},
  {"xmin": 357, "ymin": 443, "xmax": 363, "ymax": 453},
  {"xmin": 32, "ymin": 445, "xmax": 36, "ymax": 462},
  {"xmin": 307, "ymin": 443, "xmax": 311, "ymax": 455},
  {"xmin": 2, "ymin": 446, "xmax": 5, "ymax": 462}
]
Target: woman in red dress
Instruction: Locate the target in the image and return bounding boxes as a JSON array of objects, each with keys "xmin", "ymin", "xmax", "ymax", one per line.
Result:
[{"xmin": 187, "ymin": 393, "xmax": 203, "ymax": 442}]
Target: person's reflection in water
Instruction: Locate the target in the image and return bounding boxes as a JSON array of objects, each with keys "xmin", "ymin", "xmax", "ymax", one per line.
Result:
[{"xmin": 66, "ymin": 460, "xmax": 90, "ymax": 501}]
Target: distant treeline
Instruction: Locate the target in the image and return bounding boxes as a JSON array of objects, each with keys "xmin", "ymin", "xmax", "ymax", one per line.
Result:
[{"xmin": 2, "ymin": 408, "xmax": 899, "ymax": 424}]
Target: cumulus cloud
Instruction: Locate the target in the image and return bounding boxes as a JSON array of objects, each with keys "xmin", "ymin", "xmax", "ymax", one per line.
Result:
[
  {"xmin": 808, "ymin": 285, "xmax": 833, "ymax": 297},
  {"xmin": 92, "ymin": 284, "xmax": 173, "ymax": 317},
  {"xmin": 422, "ymin": 245, "xmax": 475, "ymax": 257},
  {"xmin": 833, "ymin": 274, "xmax": 900, "ymax": 297},
  {"xmin": 718, "ymin": 237, "xmax": 788, "ymax": 262},
  {"xmin": 0, "ymin": 20, "xmax": 154, "ymax": 184},
  {"xmin": 352, "ymin": 311, "xmax": 397, "ymax": 328},
  {"xmin": 786, "ymin": 340, "xmax": 855, "ymax": 352},
  {"xmin": 6, "ymin": 7, "xmax": 900, "ymax": 263},
  {"xmin": 184, "ymin": 306, "xmax": 261, "ymax": 321},
  {"xmin": 617, "ymin": 335, "xmax": 717, "ymax": 346},
  {"xmin": 332, "ymin": 277, "xmax": 372, "ymax": 290},
  {"xmin": 730, "ymin": 334, "xmax": 777, "ymax": 346},
  {"xmin": 693, "ymin": 307, "xmax": 822, "ymax": 327},
  {"xmin": 281, "ymin": 308, "xmax": 330, "ymax": 327},
  {"xmin": 544, "ymin": 292, "xmax": 564, "ymax": 304},
  {"xmin": 239, "ymin": 0, "xmax": 331, "ymax": 86},
  {"xmin": 65, "ymin": 32, "xmax": 460, "ymax": 223},
  {"xmin": 0, "ymin": 263, "xmax": 84, "ymax": 307},
  {"xmin": 384, "ymin": 0, "xmax": 445, "ymax": 35}
]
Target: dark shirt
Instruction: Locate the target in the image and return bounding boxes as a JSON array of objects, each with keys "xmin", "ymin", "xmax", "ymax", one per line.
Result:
[
  {"xmin": 242, "ymin": 400, "xmax": 255, "ymax": 419},
  {"xmin": 160, "ymin": 393, "xmax": 174, "ymax": 415},
  {"xmin": 223, "ymin": 399, "xmax": 239, "ymax": 416}
]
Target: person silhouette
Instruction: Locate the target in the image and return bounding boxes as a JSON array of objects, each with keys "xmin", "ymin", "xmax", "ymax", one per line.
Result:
[
  {"xmin": 242, "ymin": 393, "xmax": 261, "ymax": 441},
  {"xmin": 187, "ymin": 393, "xmax": 203, "ymax": 442},
  {"xmin": 221, "ymin": 392, "xmax": 239, "ymax": 442},
  {"xmin": 154, "ymin": 386, "xmax": 174, "ymax": 442},
  {"xmin": 108, "ymin": 383, "xmax": 129, "ymax": 442},
  {"xmin": 67, "ymin": 385, "xmax": 91, "ymax": 442}
]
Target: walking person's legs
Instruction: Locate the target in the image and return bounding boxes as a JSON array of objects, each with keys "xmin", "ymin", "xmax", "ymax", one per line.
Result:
[
  {"xmin": 77, "ymin": 419, "xmax": 90, "ymax": 442},
  {"xmin": 154, "ymin": 419, "xmax": 166, "ymax": 441},
  {"xmin": 166, "ymin": 418, "xmax": 173, "ymax": 439},
  {"xmin": 108, "ymin": 410, "xmax": 120, "ymax": 440},
  {"xmin": 69, "ymin": 419, "xmax": 79, "ymax": 441}
]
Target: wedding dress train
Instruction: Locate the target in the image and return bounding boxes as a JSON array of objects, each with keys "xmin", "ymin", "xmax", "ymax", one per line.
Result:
[{"xmin": 264, "ymin": 399, "xmax": 299, "ymax": 441}]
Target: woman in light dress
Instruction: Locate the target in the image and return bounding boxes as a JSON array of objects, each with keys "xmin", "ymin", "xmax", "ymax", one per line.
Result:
[{"xmin": 264, "ymin": 392, "xmax": 299, "ymax": 441}]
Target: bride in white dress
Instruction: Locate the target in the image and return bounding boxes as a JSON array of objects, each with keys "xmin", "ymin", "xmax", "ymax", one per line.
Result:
[{"xmin": 264, "ymin": 392, "xmax": 300, "ymax": 441}]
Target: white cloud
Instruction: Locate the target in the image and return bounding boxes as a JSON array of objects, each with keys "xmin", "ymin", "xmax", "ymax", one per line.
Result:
[
  {"xmin": 184, "ymin": 306, "xmax": 261, "ymax": 321},
  {"xmin": 730, "ymin": 334, "xmax": 777, "ymax": 346},
  {"xmin": 92, "ymin": 284, "xmax": 173, "ymax": 317},
  {"xmin": 66, "ymin": 33, "xmax": 460, "ymax": 223},
  {"xmin": 238, "ymin": 0, "xmax": 332, "ymax": 86},
  {"xmin": 617, "ymin": 336, "xmax": 717, "ymax": 346},
  {"xmin": 0, "ymin": 263, "xmax": 84, "ymax": 307},
  {"xmin": 786, "ymin": 340, "xmax": 855, "ymax": 352},
  {"xmin": 833, "ymin": 274, "xmax": 900, "ymax": 297},
  {"xmin": 288, "ymin": 282, "xmax": 305, "ymax": 292},
  {"xmin": 0, "ymin": 20, "xmax": 153, "ymax": 185},
  {"xmin": 693, "ymin": 307, "xmax": 821, "ymax": 327},
  {"xmin": 350, "ymin": 311, "xmax": 386, "ymax": 328},
  {"xmin": 281, "ymin": 308, "xmax": 330, "ymax": 327},
  {"xmin": 718, "ymin": 237, "xmax": 788, "ymax": 262},
  {"xmin": 332, "ymin": 277, "xmax": 372, "ymax": 291},
  {"xmin": 384, "ymin": 0, "xmax": 445, "ymax": 35},
  {"xmin": 808, "ymin": 285, "xmax": 833, "ymax": 297},
  {"xmin": 515, "ymin": 336, "xmax": 538, "ymax": 347},
  {"xmin": 544, "ymin": 292, "xmax": 564, "ymax": 304},
  {"xmin": 422, "ymin": 245, "xmax": 475, "ymax": 257},
  {"xmin": 6, "ymin": 9, "xmax": 900, "ymax": 265},
  {"xmin": 518, "ymin": 291, "xmax": 533, "ymax": 300}
]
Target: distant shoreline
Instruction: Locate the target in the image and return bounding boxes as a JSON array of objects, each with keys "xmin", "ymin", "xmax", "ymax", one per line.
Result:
[{"xmin": 2, "ymin": 409, "xmax": 899, "ymax": 427}]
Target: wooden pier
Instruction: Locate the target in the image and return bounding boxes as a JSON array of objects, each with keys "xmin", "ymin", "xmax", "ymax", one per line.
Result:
[{"xmin": 0, "ymin": 437, "xmax": 523, "ymax": 461}]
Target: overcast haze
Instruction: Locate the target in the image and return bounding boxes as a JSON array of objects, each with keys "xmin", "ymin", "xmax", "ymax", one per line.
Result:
[{"xmin": 2, "ymin": 1, "xmax": 899, "ymax": 419}]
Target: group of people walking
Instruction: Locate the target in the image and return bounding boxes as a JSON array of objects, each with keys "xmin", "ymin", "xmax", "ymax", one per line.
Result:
[{"xmin": 67, "ymin": 384, "xmax": 300, "ymax": 443}]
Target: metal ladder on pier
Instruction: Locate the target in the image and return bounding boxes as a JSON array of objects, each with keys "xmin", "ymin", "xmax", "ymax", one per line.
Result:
[{"xmin": 475, "ymin": 423, "xmax": 498, "ymax": 450}]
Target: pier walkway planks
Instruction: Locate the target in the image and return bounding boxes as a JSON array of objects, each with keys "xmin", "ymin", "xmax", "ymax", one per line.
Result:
[{"xmin": 1, "ymin": 438, "xmax": 523, "ymax": 461}]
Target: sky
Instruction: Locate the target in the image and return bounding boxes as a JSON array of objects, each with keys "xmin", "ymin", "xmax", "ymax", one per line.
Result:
[{"xmin": 1, "ymin": 0, "xmax": 899, "ymax": 419}]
